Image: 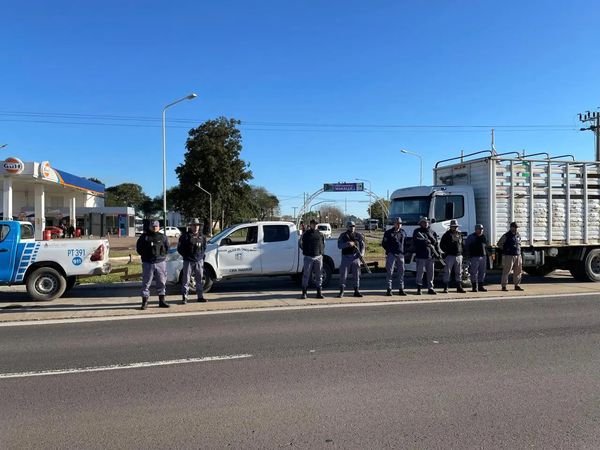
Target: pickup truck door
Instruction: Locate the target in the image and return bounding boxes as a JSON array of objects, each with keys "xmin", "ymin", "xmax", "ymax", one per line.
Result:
[
  {"xmin": 216, "ymin": 225, "xmax": 261, "ymax": 276},
  {"xmin": 260, "ymin": 224, "xmax": 296, "ymax": 273},
  {"xmin": 0, "ymin": 224, "xmax": 17, "ymax": 282}
]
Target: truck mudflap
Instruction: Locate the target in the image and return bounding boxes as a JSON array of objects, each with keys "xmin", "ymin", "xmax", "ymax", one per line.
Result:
[{"xmin": 92, "ymin": 263, "xmax": 111, "ymax": 276}]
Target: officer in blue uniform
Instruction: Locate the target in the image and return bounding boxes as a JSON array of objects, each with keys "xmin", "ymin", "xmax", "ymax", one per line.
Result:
[
  {"xmin": 177, "ymin": 218, "xmax": 207, "ymax": 304},
  {"xmin": 136, "ymin": 220, "xmax": 170, "ymax": 310},
  {"xmin": 382, "ymin": 217, "xmax": 407, "ymax": 296},
  {"xmin": 337, "ymin": 221, "xmax": 365, "ymax": 298}
]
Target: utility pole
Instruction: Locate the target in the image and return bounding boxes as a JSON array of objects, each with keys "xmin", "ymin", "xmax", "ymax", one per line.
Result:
[
  {"xmin": 292, "ymin": 206, "xmax": 297, "ymax": 220},
  {"xmin": 578, "ymin": 110, "xmax": 600, "ymax": 161}
]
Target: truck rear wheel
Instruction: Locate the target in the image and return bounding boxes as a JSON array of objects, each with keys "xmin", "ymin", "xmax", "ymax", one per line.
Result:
[
  {"xmin": 26, "ymin": 267, "xmax": 67, "ymax": 301},
  {"xmin": 569, "ymin": 249, "xmax": 600, "ymax": 282},
  {"xmin": 583, "ymin": 249, "xmax": 600, "ymax": 282}
]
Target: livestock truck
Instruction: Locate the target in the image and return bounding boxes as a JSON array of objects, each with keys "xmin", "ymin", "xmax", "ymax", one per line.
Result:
[{"xmin": 389, "ymin": 150, "xmax": 600, "ymax": 281}]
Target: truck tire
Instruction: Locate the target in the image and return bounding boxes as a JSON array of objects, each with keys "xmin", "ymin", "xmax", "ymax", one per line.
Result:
[
  {"xmin": 26, "ymin": 267, "xmax": 67, "ymax": 301},
  {"xmin": 582, "ymin": 249, "xmax": 600, "ymax": 282}
]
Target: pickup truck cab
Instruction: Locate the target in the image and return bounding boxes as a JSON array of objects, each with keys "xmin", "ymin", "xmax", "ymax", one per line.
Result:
[
  {"xmin": 0, "ymin": 221, "xmax": 111, "ymax": 301},
  {"xmin": 166, "ymin": 221, "xmax": 341, "ymax": 292}
]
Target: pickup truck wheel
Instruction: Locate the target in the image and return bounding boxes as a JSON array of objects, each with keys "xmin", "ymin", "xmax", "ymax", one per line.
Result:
[
  {"xmin": 320, "ymin": 263, "xmax": 333, "ymax": 288},
  {"xmin": 178, "ymin": 269, "xmax": 214, "ymax": 293},
  {"xmin": 26, "ymin": 267, "xmax": 67, "ymax": 301}
]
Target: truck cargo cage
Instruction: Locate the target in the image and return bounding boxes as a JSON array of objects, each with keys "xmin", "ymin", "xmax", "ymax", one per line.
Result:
[{"xmin": 433, "ymin": 153, "xmax": 600, "ymax": 247}]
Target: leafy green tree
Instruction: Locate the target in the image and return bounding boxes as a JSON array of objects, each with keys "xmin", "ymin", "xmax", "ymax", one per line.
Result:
[
  {"xmin": 175, "ymin": 117, "xmax": 253, "ymax": 231},
  {"xmin": 247, "ymin": 186, "xmax": 279, "ymax": 220},
  {"xmin": 87, "ymin": 177, "xmax": 104, "ymax": 185},
  {"xmin": 105, "ymin": 183, "xmax": 150, "ymax": 211}
]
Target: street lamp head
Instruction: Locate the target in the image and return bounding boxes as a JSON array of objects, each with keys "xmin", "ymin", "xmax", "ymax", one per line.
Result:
[
  {"xmin": 187, "ymin": 93, "xmax": 198, "ymax": 100},
  {"xmin": 400, "ymin": 149, "xmax": 408, "ymax": 154}
]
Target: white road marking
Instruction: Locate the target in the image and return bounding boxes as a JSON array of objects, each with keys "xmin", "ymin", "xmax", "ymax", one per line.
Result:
[
  {"xmin": 0, "ymin": 354, "xmax": 253, "ymax": 379},
  {"xmin": 0, "ymin": 291, "xmax": 598, "ymax": 327}
]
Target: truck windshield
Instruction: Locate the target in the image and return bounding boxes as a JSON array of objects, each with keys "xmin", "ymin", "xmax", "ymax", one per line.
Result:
[{"xmin": 389, "ymin": 197, "xmax": 430, "ymax": 225}]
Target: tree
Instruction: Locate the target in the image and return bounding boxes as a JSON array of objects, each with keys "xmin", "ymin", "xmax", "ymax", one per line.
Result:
[
  {"xmin": 105, "ymin": 183, "xmax": 150, "ymax": 211},
  {"xmin": 87, "ymin": 177, "xmax": 104, "ymax": 185},
  {"xmin": 175, "ymin": 117, "xmax": 253, "ymax": 230},
  {"xmin": 369, "ymin": 199, "xmax": 390, "ymax": 221},
  {"xmin": 247, "ymin": 186, "xmax": 279, "ymax": 220}
]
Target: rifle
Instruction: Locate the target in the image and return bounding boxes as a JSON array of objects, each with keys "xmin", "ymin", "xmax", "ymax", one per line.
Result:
[
  {"xmin": 346, "ymin": 233, "xmax": 372, "ymax": 274},
  {"xmin": 429, "ymin": 243, "xmax": 446, "ymax": 267}
]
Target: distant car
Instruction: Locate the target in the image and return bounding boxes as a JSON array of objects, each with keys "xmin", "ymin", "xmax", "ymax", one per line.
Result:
[
  {"xmin": 316, "ymin": 223, "xmax": 332, "ymax": 238},
  {"xmin": 44, "ymin": 226, "xmax": 64, "ymax": 238},
  {"xmin": 160, "ymin": 226, "xmax": 181, "ymax": 238}
]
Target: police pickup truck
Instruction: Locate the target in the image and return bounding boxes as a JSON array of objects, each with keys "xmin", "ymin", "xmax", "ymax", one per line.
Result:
[
  {"xmin": 166, "ymin": 221, "xmax": 341, "ymax": 293},
  {"xmin": 0, "ymin": 221, "xmax": 111, "ymax": 301}
]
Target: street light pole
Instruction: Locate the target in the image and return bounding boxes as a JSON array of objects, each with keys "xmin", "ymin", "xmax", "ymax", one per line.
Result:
[
  {"xmin": 196, "ymin": 182, "xmax": 212, "ymax": 236},
  {"xmin": 355, "ymin": 178, "xmax": 372, "ymax": 218},
  {"xmin": 400, "ymin": 149, "xmax": 423, "ymax": 186},
  {"xmin": 162, "ymin": 93, "xmax": 197, "ymax": 227}
]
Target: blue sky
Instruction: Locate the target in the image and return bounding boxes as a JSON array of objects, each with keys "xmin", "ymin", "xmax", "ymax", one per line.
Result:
[{"xmin": 2, "ymin": 1, "xmax": 600, "ymax": 217}]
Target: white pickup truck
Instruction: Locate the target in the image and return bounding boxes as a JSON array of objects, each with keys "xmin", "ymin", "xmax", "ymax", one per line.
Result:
[
  {"xmin": 0, "ymin": 220, "xmax": 111, "ymax": 301},
  {"xmin": 166, "ymin": 221, "xmax": 341, "ymax": 292}
]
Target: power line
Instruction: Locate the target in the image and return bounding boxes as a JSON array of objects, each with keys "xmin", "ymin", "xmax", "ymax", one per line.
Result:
[{"xmin": 0, "ymin": 110, "xmax": 576, "ymax": 131}]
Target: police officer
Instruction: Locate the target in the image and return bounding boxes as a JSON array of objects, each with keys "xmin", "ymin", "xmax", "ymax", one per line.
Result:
[
  {"xmin": 412, "ymin": 217, "xmax": 439, "ymax": 295},
  {"xmin": 465, "ymin": 224, "xmax": 488, "ymax": 292},
  {"xmin": 136, "ymin": 220, "xmax": 170, "ymax": 310},
  {"xmin": 440, "ymin": 219, "xmax": 466, "ymax": 293},
  {"xmin": 177, "ymin": 218, "xmax": 207, "ymax": 304},
  {"xmin": 337, "ymin": 221, "xmax": 365, "ymax": 298},
  {"xmin": 382, "ymin": 217, "xmax": 407, "ymax": 296},
  {"xmin": 299, "ymin": 219, "xmax": 325, "ymax": 299},
  {"xmin": 497, "ymin": 221, "xmax": 524, "ymax": 291}
]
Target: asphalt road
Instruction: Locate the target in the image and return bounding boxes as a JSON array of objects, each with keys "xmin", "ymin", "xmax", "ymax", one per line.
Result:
[{"xmin": 1, "ymin": 294, "xmax": 600, "ymax": 449}]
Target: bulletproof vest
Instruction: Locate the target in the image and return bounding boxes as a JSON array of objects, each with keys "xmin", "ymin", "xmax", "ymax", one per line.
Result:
[
  {"xmin": 148, "ymin": 233, "xmax": 166, "ymax": 258},
  {"xmin": 186, "ymin": 233, "xmax": 204, "ymax": 256}
]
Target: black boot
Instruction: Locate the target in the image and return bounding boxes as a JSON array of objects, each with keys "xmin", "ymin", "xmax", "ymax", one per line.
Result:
[
  {"xmin": 337, "ymin": 288, "xmax": 344, "ymax": 298},
  {"xmin": 354, "ymin": 288, "xmax": 363, "ymax": 298},
  {"xmin": 472, "ymin": 284, "xmax": 478, "ymax": 292},
  {"xmin": 141, "ymin": 296, "xmax": 148, "ymax": 310},
  {"xmin": 316, "ymin": 288, "xmax": 324, "ymax": 299},
  {"xmin": 198, "ymin": 295, "xmax": 207, "ymax": 302},
  {"xmin": 443, "ymin": 284, "xmax": 449, "ymax": 294},
  {"xmin": 428, "ymin": 288, "xmax": 437, "ymax": 295},
  {"xmin": 416, "ymin": 285, "xmax": 422, "ymax": 295},
  {"xmin": 478, "ymin": 284, "xmax": 488, "ymax": 292},
  {"xmin": 457, "ymin": 285, "xmax": 466, "ymax": 293},
  {"xmin": 386, "ymin": 288, "xmax": 392, "ymax": 296},
  {"xmin": 158, "ymin": 295, "xmax": 170, "ymax": 308},
  {"xmin": 181, "ymin": 295, "xmax": 188, "ymax": 305},
  {"xmin": 300, "ymin": 288, "xmax": 307, "ymax": 299},
  {"xmin": 398, "ymin": 289, "xmax": 407, "ymax": 296}
]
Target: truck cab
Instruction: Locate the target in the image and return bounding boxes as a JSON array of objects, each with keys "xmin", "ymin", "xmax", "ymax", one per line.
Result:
[{"xmin": 388, "ymin": 185, "xmax": 477, "ymax": 266}]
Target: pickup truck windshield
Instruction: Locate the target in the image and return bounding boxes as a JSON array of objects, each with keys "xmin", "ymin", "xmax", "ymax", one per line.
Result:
[
  {"xmin": 389, "ymin": 196, "xmax": 430, "ymax": 225},
  {"xmin": 208, "ymin": 226, "xmax": 234, "ymax": 245}
]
